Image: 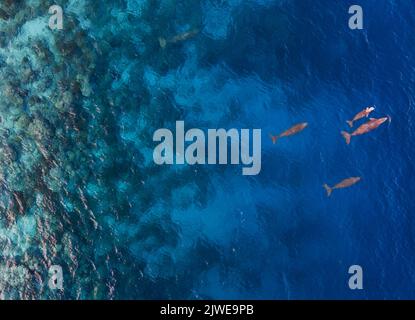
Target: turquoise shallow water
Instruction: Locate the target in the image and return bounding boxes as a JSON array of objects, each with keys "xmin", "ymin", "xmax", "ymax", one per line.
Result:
[{"xmin": 0, "ymin": 0, "xmax": 414, "ymax": 299}]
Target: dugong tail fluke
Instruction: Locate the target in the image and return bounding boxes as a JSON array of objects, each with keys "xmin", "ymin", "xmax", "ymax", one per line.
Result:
[
  {"xmin": 341, "ymin": 131, "xmax": 351, "ymax": 145},
  {"xmin": 323, "ymin": 184, "xmax": 332, "ymax": 197},
  {"xmin": 346, "ymin": 120, "xmax": 354, "ymax": 128},
  {"xmin": 269, "ymin": 133, "xmax": 278, "ymax": 144},
  {"xmin": 158, "ymin": 37, "xmax": 167, "ymax": 49}
]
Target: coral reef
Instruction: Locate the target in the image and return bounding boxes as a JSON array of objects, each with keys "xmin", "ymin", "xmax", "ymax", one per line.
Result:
[{"xmin": 0, "ymin": 0, "xmax": 233, "ymax": 299}]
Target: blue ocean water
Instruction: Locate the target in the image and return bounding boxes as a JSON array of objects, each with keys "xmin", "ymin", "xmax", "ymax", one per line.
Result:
[{"xmin": 0, "ymin": 0, "xmax": 414, "ymax": 299}]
